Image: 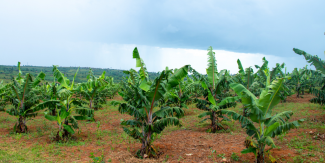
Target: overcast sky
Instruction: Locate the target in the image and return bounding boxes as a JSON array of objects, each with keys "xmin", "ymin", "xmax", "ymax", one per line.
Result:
[{"xmin": 0, "ymin": 0, "xmax": 324, "ymax": 73}]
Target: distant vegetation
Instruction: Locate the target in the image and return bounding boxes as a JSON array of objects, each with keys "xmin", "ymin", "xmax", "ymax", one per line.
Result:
[{"xmin": 0, "ymin": 65, "xmax": 160, "ymax": 83}]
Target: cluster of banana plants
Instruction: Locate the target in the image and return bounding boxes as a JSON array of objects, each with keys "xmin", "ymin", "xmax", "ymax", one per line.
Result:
[
  {"xmin": 0, "ymin": 62, "xmax": 119, "ymax": 141},
  {"xmin": 294, "ymin": 48, "xmax": 325, "ymax": 105},
  {"xmin": 162, "ymin": 76, "xmax": 202, "ymax": 109}
]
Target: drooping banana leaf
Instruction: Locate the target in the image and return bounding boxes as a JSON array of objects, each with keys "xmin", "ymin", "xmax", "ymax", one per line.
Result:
[
  {"xmin": 293, "ymin": 48, "xmax": 325, "ymax": 74},
  {"xmin": 166, "ymin": 65, "xmax": 189, "ymax": 90}
]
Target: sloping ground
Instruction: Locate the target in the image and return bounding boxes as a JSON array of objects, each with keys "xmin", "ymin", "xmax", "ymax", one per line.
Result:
[{"xmin": 0, "ymin": 93, "xmax": 324, "ymax": 162}]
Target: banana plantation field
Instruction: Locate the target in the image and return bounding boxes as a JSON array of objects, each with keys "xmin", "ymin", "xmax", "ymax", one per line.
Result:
[{"xmin": 1, "ymin": 47, "xmax": 325, "ymax": 162}]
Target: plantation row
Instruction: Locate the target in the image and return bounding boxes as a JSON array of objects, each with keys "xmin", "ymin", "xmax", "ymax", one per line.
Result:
[{"xmin": 0, "ymin": 46, "xmax": 324, "ymax": 163}]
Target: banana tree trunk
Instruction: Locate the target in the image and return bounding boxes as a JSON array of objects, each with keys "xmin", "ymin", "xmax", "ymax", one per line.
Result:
[
  {"xmin": 16, "ymin": 116, "xmax": 27, "ymax": 133},
  {"xmin": 256, "ymin": 144, "xmax": 265, "ymax": 163},
  {"xmin": 94, "ymin": 100, "xmax": 99, "ymax": 111},
  {"xmin": 140, "ymin": 127, "xmax": 152, "ymax": 158},
  {"xmin": 297, "ymin": 84, "xmax": 300, "ymax": 98},
  {"xmin": 211, "ymin": 111, "xmax": 217, "ymax": 133},
  {"xmin": 56, "ymin": 120, "xmax": 70, "ymax": 141},
  {"xmin": 50, "ymin": 107, "xmax": 56, "ymax": 116},
  {"xmin": 243, "ymin": 107, "xmax": 248, "ymax": 117},
  {"xmin": 89, "ymin": 99, "xmax": 96, "ymax": 121}
]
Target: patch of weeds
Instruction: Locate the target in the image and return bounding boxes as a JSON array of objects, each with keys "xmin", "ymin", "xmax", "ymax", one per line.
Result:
[
  {"xmin": 164, "ymin": 154, "xmax": 169, "ymax": 162},
  {"xmin": 277, "ymin": 132, "xmax": 287, "ymax": 142},
  {"xmin": 56, "ymin": 139, "xmax": 85, "ymax": 147},
  {"xmin": 177, "ymin": 156, "xmax": 184, "ymax": 162},
  {"xmin": 96, "ymin": 140, "xmax": 105, "ymax": 146},
  {"xmin": 36, "ymin": 127, "xmax": 43, "ymax": 137},
  {"xmin": 303, "ymin": 153, "xmax": 316, "ymax": 157},
  {"xmin": 53, "ymin": 148, "xmax": 62, "ymax": 156},
  {"xmin": 49, "ymin": 130, "xmax": 56, "ymax": 141},
  {"xmin": 293, "ymin": 156, "xmax": 306, "ymax": 163},
  {"xmin": 288, "ymin": 137, "xmax": 312, "ymax": 150},
  {"xmin": 96, "ymin": 121, "xmax": 103, "ymax": 140},
  {"xmin": 14, "ymin": 133, "xmax": 23, "ymax": 140},
  {"xmin": 89, "ymin": 152, "xmax": 106, "ymax": 163},
  {"xmin": 217, "ymin": 153, "xmax": 226, "ymax": 159},
  {"xmin": 43, "ymin": 120, "xmax": 50, "ymax": 130},
  {"xmin": 208, "ymin": 148, "xmax": 216, "ymax": 162},
  {"xmin": 231, "ymin": 152, "xmax": 239, "ymax": 161}
]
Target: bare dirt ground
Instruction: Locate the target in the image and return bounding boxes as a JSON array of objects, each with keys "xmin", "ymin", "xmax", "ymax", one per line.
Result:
[{"xmin": 0, "ymin": 93, "xmax": 324, "ymax": 162}]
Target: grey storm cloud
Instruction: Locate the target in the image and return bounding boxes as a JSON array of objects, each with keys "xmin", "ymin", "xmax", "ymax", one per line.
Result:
[{"xmin": 0, "ymin": 0, "xmax": 324, "ymax": 72}]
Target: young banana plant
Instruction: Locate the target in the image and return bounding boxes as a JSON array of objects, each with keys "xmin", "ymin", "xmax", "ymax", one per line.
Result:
[
  {"xmin": 77, "ymin": 69, "xmax": 107, "ymax": 120},
  {"xmin": 164, "ymin": 75, "xmax": 198, "ymax": 109},
  {"xmin": 236, "ymin": 59, "xmax": 257, "ymax": 116},
  {"xmin": 223, "ymin": 69, "xmax": 304, "ymax": 163},
  {"xmin": 112, "ymin": 47, "xmax": 189, "ymax": 158},
  {"xmin": 194, "ymin": 47, "xmax": 238, "ymax": 132},
  {"xmin": 34, "ymin": 66, "xmax": 92, "ymax": 140}
]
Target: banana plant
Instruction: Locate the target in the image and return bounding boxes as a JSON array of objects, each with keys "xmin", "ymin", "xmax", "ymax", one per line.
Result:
[
  {"xmin": 5, "ymin": 62, "xmax": 46, "ymax": 133},
  {"xmin": 235, "ymin": 59, "xmax": 258, "ymax": 116},
  {"xmin": 104, "ymin": 76, "xmax": 120, "ymax": 99},
  {"xmin": 112, "ymin": 47, "xmax": 189, "ymax": 158},
  {"xmin": 77, "ymin": 69, "xmax": 107, "ymax": 120},
  {"xmin": 194, "ymin": 47, "xmax": 238, "ymax": 132},
  {"xmin": 223, "ymin": 69, "xmax": 304, "ymax": 163},
  {"xmin": 237, "ymin": 59, "xmax": 255, "ymax": 89},
  {"xmin": 164, "ymin": 76, "xmax": 199, "ymax": 109},
  {"xmin": 0, "ymin": 81, "xmax": 8, "ymax": 111},
  {"xmin": 38, "ymin": 81, "xmax": 60, "ymax": 116},
  {"xmin": 34, "ymin": 66, "xmax": 92, "ymax": 140}
]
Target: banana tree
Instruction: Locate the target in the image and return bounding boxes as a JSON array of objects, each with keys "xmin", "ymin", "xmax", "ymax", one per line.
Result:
[
  {"xmin": 235, "ymin": 59, "xmax": 258, "ymax": 116},
  {"xmin": 77, "ymin": 69, "xmax": 107, "ymax": 120},
  {"xmin": 164, "ymin": 76, "xmax": 200, "ymax": 109},
  {"xmin": 254, "ymin": 58, "xmax": 293, "ymax": 102},
  {"xmin": 112, "ymin": 47, "xmax": 189, "ymax": 158},
  {"xmin": 194, "ymin": 47, "xmax": 237, "ymax": 132},
  {"xmin": 0, "ymin": 81, "xmax": 8, "ymax": 111},
  {"xmin": 104, "ymin": 76, "xmax": 119, "ymax": 99},
  {"xmin": 223, "ymin": 70, "xmax": 304, "ymax": 163},
  {"xmin": 5, "ymin": 62, "xmax": 46, "ymax": 133},
  {"xmin": 290, "ymin": 67, "xmax": 312, "ymax": 98},
  {"xmin": 35, "ymin": 66, "xmax": 92, "ymax": 140},
  {"xmin": 38, "ymin": 81, "xmax": 60, "ymax": 116}
]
